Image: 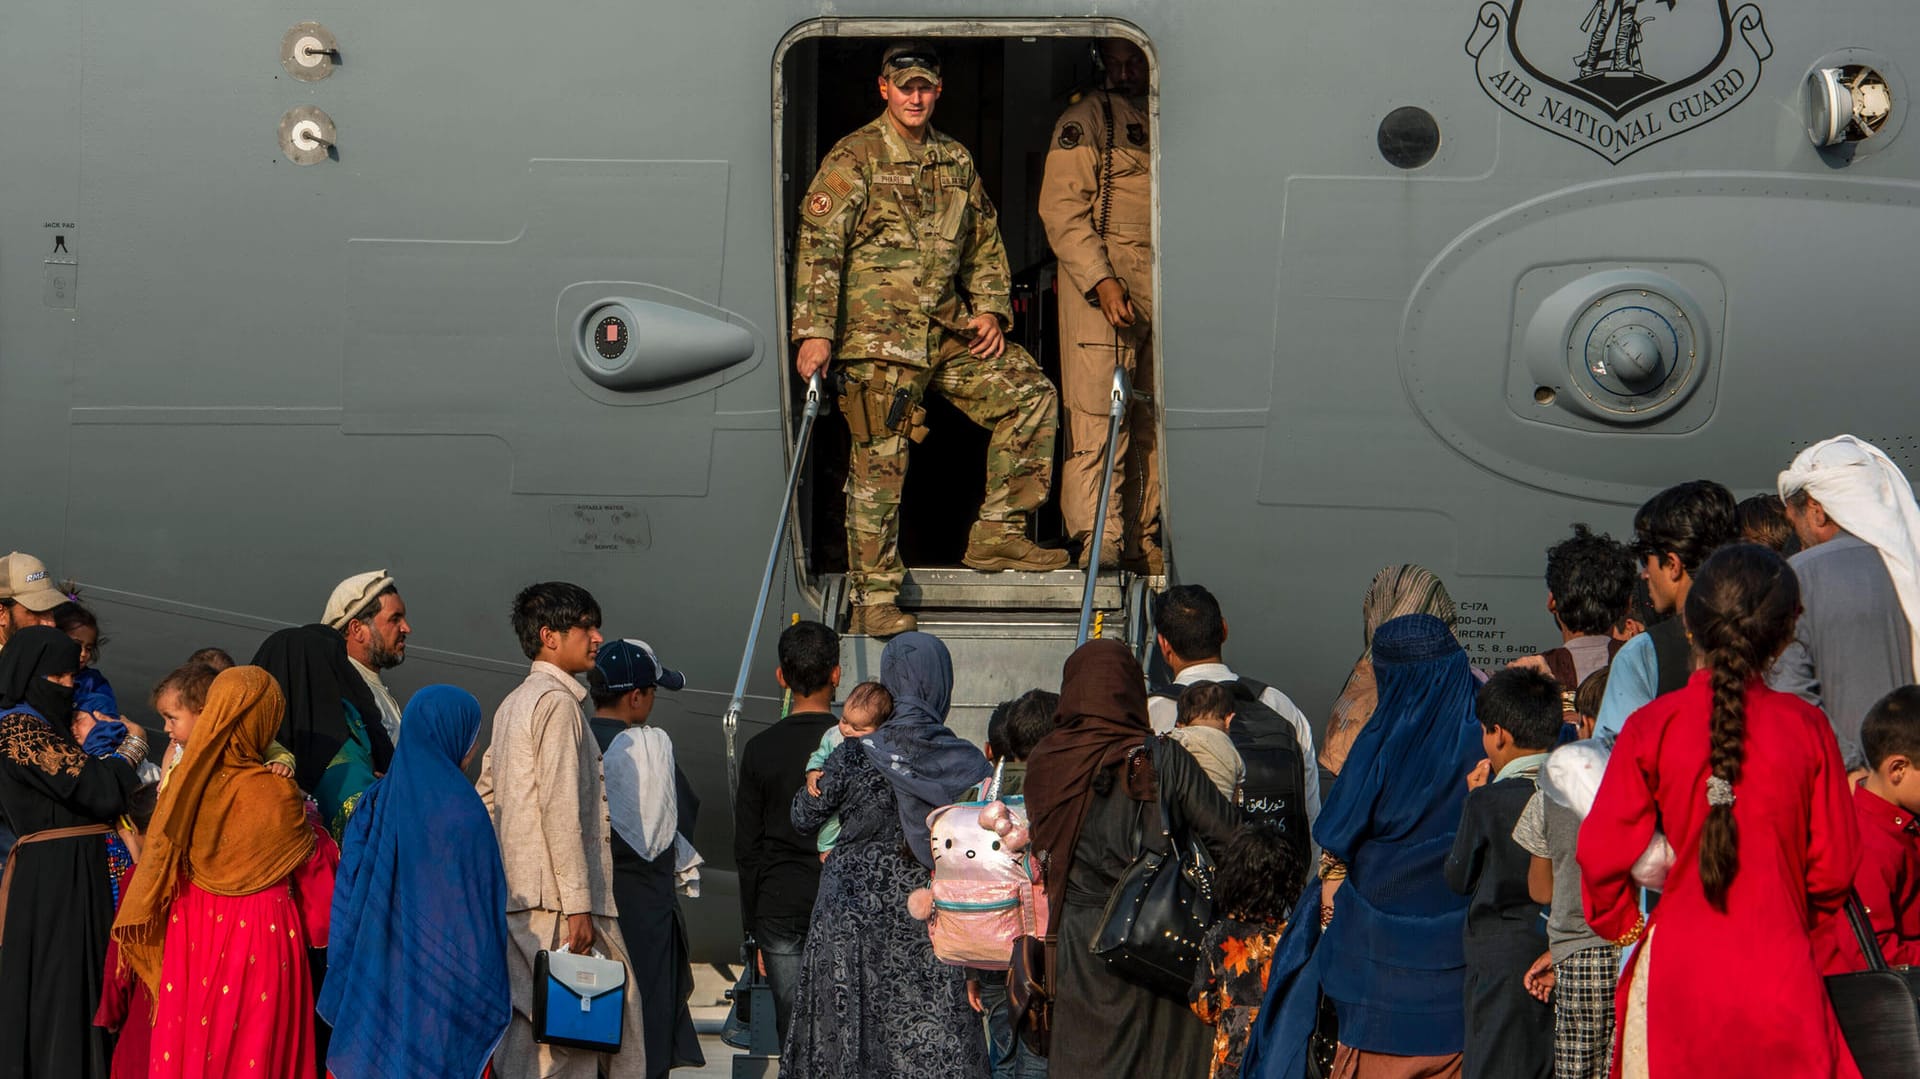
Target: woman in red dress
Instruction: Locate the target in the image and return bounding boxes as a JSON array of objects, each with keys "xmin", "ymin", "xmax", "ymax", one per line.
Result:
[
  {"xmin": 1578, "ymin": 543, "xmax": 1861, "ymax": 1078},
  {"xmin": 111, "ymin": 666, "xmax": 339, "ymax": 1079}
]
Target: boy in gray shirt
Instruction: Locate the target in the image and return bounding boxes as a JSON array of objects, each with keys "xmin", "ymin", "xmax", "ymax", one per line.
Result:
[{"xmin": 1513, "ymin": 785, "xmax": 1616, "ymax": 1079}]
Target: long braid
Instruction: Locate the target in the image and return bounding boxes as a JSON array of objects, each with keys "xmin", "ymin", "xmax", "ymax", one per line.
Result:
[
  {"xmin": 1685, "ymin": 543, "xmax": 1800, "ymax": 913},
  {"xmin": 1697, "ymin": 639, "xmax": 1751, "ymax": 911}
]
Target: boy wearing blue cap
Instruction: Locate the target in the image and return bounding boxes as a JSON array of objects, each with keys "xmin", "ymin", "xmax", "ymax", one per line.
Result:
[{"xmin": 590, "ymin": 639, "xmax": 705, "ymax": 1077}]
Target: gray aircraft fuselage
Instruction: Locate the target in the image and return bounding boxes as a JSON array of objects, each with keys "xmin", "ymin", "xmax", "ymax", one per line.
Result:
[{"xmin": 4, "ymin": 1, "xmax": 1913, "ymax": 959}]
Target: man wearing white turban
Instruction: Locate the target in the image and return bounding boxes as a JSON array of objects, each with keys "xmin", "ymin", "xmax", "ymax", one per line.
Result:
[{"xmin": 1772, "ymin": 435, "xmax": 1920, "ymax": 769}]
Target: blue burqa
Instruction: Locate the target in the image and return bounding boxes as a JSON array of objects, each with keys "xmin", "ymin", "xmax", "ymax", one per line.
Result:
[
  {"xmin": 1243, "ymin": 613, "xmax": 1482, "ymax": 1077},
  {"xmin": 860, "ymin": 631, "xmax": 991, "ymax": 868},
  {"xmin": 318, "ymin": 685, "xmax": 511, "ymax": 1079}
]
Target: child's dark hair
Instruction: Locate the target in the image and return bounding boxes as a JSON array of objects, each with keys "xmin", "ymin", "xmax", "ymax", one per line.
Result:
[
  {"xmin": 510, "ymin": 582, "xmax": 601, "ymax": 660},
  {"xmin": 986, "ymin": 701, "xmax": 1014, "ymax": 760},
  {"xmin": 187, "ymin": 647, "xmax": 236, "ymax": 672},
  {"xmin": 51, "ymin": 601, "xmax": 99, "ymax": 636},
  {"xmin": 1574, "ymin": 667, "xmax": 1610, "ymax": 724},
  {"xmin": 1862, "ymin": 686, "xmax": 1920, "ymax": 771},
  {"xmin": 1477, "ymin": 667, "xmax": 1564, "ymax": 749},
  {"xmin": 1685, "ymin": 543, "xmax": 1801, "ymax": 913},
  {"xmin": 1176, "ymin": 681, "xmax": 1234, "ymax": 727},
  {"xmin": 1737, "ymin": 494, "xmax": 1800, "ymax": 557},
  {"xmin": 1544, "ymin": 524, "xmax": 1636, "ymax": 636},
  {"xmin": 1215, "ymin": 821, "xmax": 1304, "ymax": 923},
  {"xmin": 1004, "ymin": 689, "xmax": 1059, "ymax": 761},
  {"xmin": 151, "ymin": 663, "xmax": 219, "ymax": 713},
  {"xmin": 843, "ymin": 681, "xmax": 893, "ymax": 729},
  {"xmin": 126, "ymin": 782, "xmax": 160, "ymax": 835},
  {"xmin": 1632, "ymin": 480, "xmax": 1738, "ymax": 576},
  {"xmin": 777, "ymin": 620, "xmax": 841, "ymax": 698}
]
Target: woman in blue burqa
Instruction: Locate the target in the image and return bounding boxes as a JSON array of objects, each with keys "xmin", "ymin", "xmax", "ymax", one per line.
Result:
[
  {"xmin": 783, "ymin": 631, "xmax": 991, "ymax": 1078},
  {"xmin": 1242, "ymin": 613, "xmax": 1482, "ymax": 1079},
  {"xmin": 318, "ymin": 685, "xmax": 510, "ymax": 1079}
]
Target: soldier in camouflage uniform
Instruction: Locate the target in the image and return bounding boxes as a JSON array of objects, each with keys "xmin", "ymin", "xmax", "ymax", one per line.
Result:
[{"xmin": 793, "ymin": 44, "xmax": 1068, "ymax": 637}]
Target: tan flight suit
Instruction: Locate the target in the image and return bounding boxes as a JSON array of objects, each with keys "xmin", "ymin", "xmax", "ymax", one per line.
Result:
[
  {"xmin": 793, "ymin": 115, "xmax": 1060, "ymax": 607},
  {"xmin": 1038, "ymin": 90, "xmax": 1159, "ymax": 556}
]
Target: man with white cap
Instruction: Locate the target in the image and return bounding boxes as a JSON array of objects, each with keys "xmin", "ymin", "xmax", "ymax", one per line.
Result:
[
  {"xmin": 322, "ymin": 570, "xmax": 411, "ymax": 742},
  {"xmin": 0, "ymin": 552, "xmax": 67, "ymax": 647},
  {"xmin": 1772, "ymin": 435, "xmax": 1920, "ymax": 769}
]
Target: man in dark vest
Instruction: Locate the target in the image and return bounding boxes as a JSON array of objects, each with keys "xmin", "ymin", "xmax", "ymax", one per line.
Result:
[
  {"xmin": 1594, "ymin": 480, "xmax": 1739, "ymax": 738},
  {"xmin": 1146, "ymin": 584, "xmax": 1318, "ymax": 862}
]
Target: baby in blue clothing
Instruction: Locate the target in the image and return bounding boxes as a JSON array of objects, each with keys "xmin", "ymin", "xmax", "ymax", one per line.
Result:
[{"xmin": 802, "ymin": 681, "xmax": 893, "ymax": 855}]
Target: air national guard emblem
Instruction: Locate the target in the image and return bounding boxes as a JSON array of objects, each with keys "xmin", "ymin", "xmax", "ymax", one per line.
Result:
[
  {"xmin": 1466, "ymin": 0, "xmax": 1771, "ymax": 163},
  {"xmin": 807, "ymin": 191, "xmax": 833, "ymax": 218}
]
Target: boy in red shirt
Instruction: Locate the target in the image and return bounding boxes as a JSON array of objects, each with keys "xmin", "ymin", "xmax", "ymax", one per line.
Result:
[{"xmin": 1820, "ymin": 684, "xmax": 1920, "ymax": 971}]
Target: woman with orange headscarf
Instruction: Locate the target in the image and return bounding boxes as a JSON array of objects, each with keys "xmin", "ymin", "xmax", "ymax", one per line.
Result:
[{"xmin": 112, "ymin": 666, "xmax": 340, "ymax": 1078}]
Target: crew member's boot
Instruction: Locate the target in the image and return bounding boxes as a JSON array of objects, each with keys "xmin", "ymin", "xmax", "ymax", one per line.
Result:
[
  {"xmin": 1075, "ymin": 532, "xmax": 1123, "ymax": 571},
  {"xmin": 1123, "ymin": 539, "xmax": 1166, "ymax": 576},
  {"xmin": 962, "ymin": 522, "xmax": 1070, "ymax": 573},
  {"xmin": 848, "ymin": 603, "xmax": 917, "ymax": 637}
]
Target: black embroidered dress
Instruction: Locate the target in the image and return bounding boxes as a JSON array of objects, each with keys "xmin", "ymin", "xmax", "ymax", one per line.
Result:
[
  {"xmin": 0, "ymin": 708, "xmax": 139, "ymax": 1079},
  {"xmin": 781, "ymin": 739, "xmax": 988, "ymax": 1078}
]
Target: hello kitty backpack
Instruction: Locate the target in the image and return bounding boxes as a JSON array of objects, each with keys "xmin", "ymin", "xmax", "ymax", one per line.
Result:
[{"xmin": 919, "ymin": 762, "xmax": 1049, "ymax": 970}]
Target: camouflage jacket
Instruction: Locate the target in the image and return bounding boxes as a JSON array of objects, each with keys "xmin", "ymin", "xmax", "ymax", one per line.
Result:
[{"xmin": 790, "ymin": 114, "xmax": 1014, "ymax": 368}]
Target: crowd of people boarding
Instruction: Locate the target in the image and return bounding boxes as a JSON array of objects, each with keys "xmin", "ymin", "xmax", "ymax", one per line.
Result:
[
  {"xmin": 3, "ymin": 432, "xmax": 1919, "ymax": 1079},
  {"xmin": 0, "ymin": 574, "xmax": 704, "ymax": 1079}
]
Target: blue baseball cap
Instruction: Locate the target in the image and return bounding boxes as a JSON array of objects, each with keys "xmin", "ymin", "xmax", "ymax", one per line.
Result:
[{"xmin": 594, "ymin": 638, "xmax": 685, "ymax": 693}]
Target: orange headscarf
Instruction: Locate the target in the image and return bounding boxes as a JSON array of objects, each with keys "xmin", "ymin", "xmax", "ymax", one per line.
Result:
[{"xmin": 112, "ymin": 666, "xmax": 316, "ymax": 990}]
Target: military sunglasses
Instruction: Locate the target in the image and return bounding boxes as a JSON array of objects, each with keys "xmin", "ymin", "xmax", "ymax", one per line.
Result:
[{"xmin": 885, "ymin": 52, "xmax": 941, "ymax": 74}]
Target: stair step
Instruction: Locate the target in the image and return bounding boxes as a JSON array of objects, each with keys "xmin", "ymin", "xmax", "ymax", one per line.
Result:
[
  {"xmin": 897, "ymin": 566, "xmax": 1125, "ymax": 611},
  {"xmin": 841, "ymin": 610, "xmax": 1133, "ymax": 746}
]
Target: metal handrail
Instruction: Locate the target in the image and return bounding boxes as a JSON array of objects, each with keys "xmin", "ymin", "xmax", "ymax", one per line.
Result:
[
  {"xmin": 722, "ymin": 372, "xmax": 824, "ymax": 800},
  {"xmin": 1077, "ymin": 365, "xmax": 1130, "ymax": 645}
]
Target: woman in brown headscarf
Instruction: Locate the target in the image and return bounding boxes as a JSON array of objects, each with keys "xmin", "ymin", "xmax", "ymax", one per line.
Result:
[
  {"xmin": 1320, "ymin": 565, "xmax": 1457, "ymax": 786},
  {"xmin": 1026, "ymin": 640, "xmax": 1241, "ymax": 1079},
  {"xmin": 113, "ymin": 666, "xmax": 339, "ymax": 1079}
]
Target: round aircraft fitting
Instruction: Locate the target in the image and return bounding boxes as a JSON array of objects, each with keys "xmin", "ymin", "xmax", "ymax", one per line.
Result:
[
  {"xmin": 1522, "ymin": 270, "xmax": 1709, "ymax": 426},
  {"xmin": 281, "ymin": 22, "xmax": 339, "ymax": 81},
  {"xmin": 278, "ymin": 106, "xmax": 336, "ymax": 165}
]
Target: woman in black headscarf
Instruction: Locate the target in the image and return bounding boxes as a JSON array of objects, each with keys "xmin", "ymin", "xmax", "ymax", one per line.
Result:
[
  {"xmin": 252, "ymin": 624, "xmax": 391, "ymax": 826},
  {"xmin": 0, "ymin": 626, "xmax": 145, "ymax": 1078},
  {"xmin": 1025, "ymin": 639, "xmax": 1241, "ymax": 1079}
]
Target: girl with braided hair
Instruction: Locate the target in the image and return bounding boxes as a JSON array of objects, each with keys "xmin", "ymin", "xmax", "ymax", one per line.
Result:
[{"xmin": 1578, "ymin": 544, "xmax": 1862, "ymax": 1077}]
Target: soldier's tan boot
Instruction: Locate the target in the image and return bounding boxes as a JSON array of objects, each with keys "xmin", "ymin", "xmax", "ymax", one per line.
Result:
[
  {"xmin": 848, "ymin": 603, "xmax": 916, "ymax": 637},
  {"xmin": 963, "ymin": 524, "xmax": 1071, "ymax": 573}
]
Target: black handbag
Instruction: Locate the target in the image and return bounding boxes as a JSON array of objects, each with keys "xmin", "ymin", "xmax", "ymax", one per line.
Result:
[
  {"xmin": 1090, "ymin": 736, "xmax": 1218, "ymax": 999},
  {"xmin": 1826, "ymin": 890, "xmax": 1920, "ymax": 1079}
]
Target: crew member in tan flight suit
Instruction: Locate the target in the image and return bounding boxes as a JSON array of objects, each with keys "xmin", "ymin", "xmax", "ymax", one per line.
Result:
[
  {"xmin": 1038, "ymin": 38, "xmax": 1161, "ymax": 572},
  {"xmin": 793, "ymin": 44, "xmax": 1069, "ymax": 638}
]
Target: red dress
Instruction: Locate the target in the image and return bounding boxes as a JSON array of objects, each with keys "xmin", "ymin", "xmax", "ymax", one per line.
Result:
[
  {"xmin": 96, "ymin": 860, "xmax": 156, "ymax": 1079},
  {"xmin": 1579, "ymin": 671, "xmax": 1861, "ymax": 1079},
  {"xmin": 148, "ymin": 822, "xmax": 338, "ymax": 1078}
]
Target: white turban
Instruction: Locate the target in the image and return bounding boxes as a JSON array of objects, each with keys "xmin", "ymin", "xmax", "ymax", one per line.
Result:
[{"xmin": 1778, "ymin": 435, "xmax": 1920, "ymax": 676}]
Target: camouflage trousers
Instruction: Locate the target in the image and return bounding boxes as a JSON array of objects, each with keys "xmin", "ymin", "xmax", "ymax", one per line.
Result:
[{"xmin": 843, "ymin": 335, "xmax": 1059, "ymax": 605}]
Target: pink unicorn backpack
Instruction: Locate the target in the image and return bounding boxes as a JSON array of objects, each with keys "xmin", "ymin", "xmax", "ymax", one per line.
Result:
[{"xmin": 918, "ymin": 763, "xmax": 1048, "ymax": 970}]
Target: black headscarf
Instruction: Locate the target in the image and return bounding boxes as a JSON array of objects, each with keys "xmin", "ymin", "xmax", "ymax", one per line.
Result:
[
  {"xmin": 1024, "ymin": 639, "xmax": 1153, "ymax": 925},
  {"xmin": 0, "ymin": 625, "xmax": 82, "ymax": 725},
  {"xmin": 252, "ymin": 624, "xmax": 391, "ymax": 792}
]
